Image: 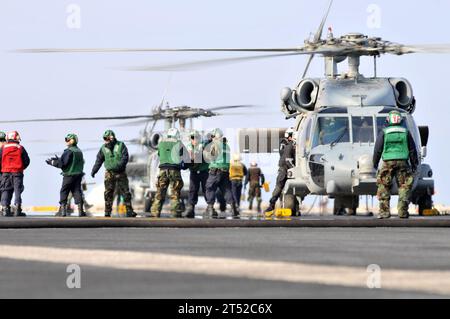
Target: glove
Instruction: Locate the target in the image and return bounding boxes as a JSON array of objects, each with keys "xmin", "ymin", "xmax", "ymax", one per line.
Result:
[
  {"xmin": 45, "ymin": 157, "xmax": 58, "ymax": 167},
  {"xmin": 91, "ymin": 172, "xmax": 96, "ymax": 178}
]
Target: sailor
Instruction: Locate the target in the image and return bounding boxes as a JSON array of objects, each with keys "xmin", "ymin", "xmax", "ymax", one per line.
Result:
[
  {"xmin": 0, "ymin": 131, "xmax": 30, "ymax": 217},
  {"xmin": 46, "ymin": 133, "xmax": 87, "ymax": 217},
  {"xmin": 185, "ymin": 130, "xmax": 209, "ymax": 218},
  {"xmin": 150, "ymin": 128, "xmax": 188, "ymax": 218},
  {"xmin": 91, "ymin": 130, "xmax": 136, "ymax": 217},
  {"xmin": 245, "ymin": 162, "xmax": 265, "ymax": 213},
  {"xmin": 204, "ymin": 128, "xmax": 239, "ymax": 218},
  {"xmin": 373, "ymin": 110, "xmax": 419, "ymax": 219},
  {"xmin": 264, "ymin": 128, "xmax": 296, "ymax": 215},
  {"xmin": 229, "ymin": 153, "xmax": 247, "ymax": 210}
]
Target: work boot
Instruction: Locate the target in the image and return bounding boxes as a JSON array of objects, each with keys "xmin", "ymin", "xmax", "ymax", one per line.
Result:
[
  {"xmin": 126, "ymin": 204, "xmax": 137, "ymax": 218},
  {"xmin": 205, "ymin": 204, "xmax": 217, "ymax": 219},
  {"xmin": 256, "ymin": 200, "xmax": 262, "ymax": 213},
  {"xmin": 55, "ymin": 205, "xmax": 63, "ymax": 217},
  {"xmin": 172, "ymin": 211, "xmax": 183, "ymax": 219},
  {"xmin": 377, "ymin": 213, "xmax": 391, "ymax": 219},
  {"xmin": 78, "ymin": 203, "xmax": 87, "ymax": 217},
  {"xmin": 61, "ymin": 204, "xmax": 69, "ymax": 217},
  {"xmin": 14, "ymin": 205, "xmax": 26, "ymax": 217},
  {"xmin": 59, "ymin": 204, "xmax": 68, "ymax": 217},
  {"xmin": 185, "ymin": 205, "xmax": 195, "ymax": 219},
  {"xmin": 264, "ymin": 203, "xmax": 275, "ymax": 214},
  {"xmin": 398, "ymin": 213, "xmax": 409, "ymax": 219},
  {"xmin": 264, "ymin": 203, "xmax": 275, "ymax": 217},
  {"xmin": 104, "ymin": 211, "xmax": 112, "ymax": 218},
  {"xmin": 2, "ymin": 206, "xmax": 12, "ymax": 217},
  {"xmin": 232, "ymin": 204, "xmax": 240, "ymax": 219}
]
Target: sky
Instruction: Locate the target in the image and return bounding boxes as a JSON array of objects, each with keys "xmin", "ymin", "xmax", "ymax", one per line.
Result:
[{"xmin": 0, "ymin": 0, "xmax": 449, "ymax": 206}]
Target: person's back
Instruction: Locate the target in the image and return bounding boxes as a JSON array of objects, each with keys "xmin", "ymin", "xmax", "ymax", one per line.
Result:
[
  {"xmin": 229, "ymin": 159, "xmax": 245, "ymax": 181},
  {"xmin": 0, "ymin": 131, "xmax": 30, "ymax": 217},
  {"xmin": 373, "ymin": 110, "xmax": 418, "ymax": 219}
]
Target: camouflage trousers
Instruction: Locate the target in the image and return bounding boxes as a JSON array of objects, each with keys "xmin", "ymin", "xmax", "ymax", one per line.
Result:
[
  {"xmin": 151, "ymin": 168, "xmax": 184, "ymax": 217},
  {"xmin": 104, "ymin": 171, "xmax": 133, "ymax": 213},
  {"xmin": 248, "ymin": 182, "xmax": 262, "ymax": 209},
  {"xmin": 376, "ymin": 160, "xmax": 414, "ymax": 218}
]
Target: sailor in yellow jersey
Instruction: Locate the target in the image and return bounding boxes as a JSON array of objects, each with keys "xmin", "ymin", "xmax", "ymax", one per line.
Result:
[{"xmin": 229, "ymin": 153, "xmax": 247, "ymax": 212}]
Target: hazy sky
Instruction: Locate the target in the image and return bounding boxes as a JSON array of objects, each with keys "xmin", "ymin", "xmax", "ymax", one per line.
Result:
[{"xmin": 1, "ymin": 0, "xmax": 449, "ymax": 206}]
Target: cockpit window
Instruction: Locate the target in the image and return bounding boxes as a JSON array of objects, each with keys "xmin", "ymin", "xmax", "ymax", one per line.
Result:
[
  {"xmin": 352, "ymin": 117, "xmax": 374, "ymax": 143},
  {"xmin": 312, "ymin": 117, "xmax": 350, "ymax": 147}
]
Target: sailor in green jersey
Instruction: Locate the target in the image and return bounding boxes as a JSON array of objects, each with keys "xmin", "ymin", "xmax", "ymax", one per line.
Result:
[
  {"xmin": 373, "ymin": 110, "xmax": 419, "ymax": 219},
  {"xmin": 185, "ymin": 130, "xmax": 209, "ymax": 218},
  {"xmin": 46, "ymin": 133, "xmax": 87, "ymax": 217},
  {"xmin": 91, "ymin": 130, "xmax": 136, "ymax": 217},
  {"xmin": 151, "ymin": 128, "xmax": 189, "ymax": 218},
  {"xmin": 204, "ymin": 128, "xmax": 239, "ymax": 218}
]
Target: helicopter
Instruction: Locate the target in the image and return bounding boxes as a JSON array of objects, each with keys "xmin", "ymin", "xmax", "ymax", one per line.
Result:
[
  {"xmin": 11, "ymin": 0, "xmax": 448, "ymax": 215},
  {"xmin": 0, "ymin": 101, "xmax": 256, "ymax": 213}
]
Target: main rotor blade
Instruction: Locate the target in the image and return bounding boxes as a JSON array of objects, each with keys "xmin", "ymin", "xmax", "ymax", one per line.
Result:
[
  {"xmin": 120, "ymin": 53, "xmax": 306, "ymax": 72},
  {"xmin": 114, "ymin": 119, "xmax": 155, "ymax": 127},
  {"xmin": 301, "ymin": 54, "xmax": 315, "ymax": 79},
  {"xmin": 0, "ymin": 114, "xmax": 155, "ymax": 124},
  {"xmin": 314, "ymin": 0, "xmax": 333, "ymax": 42},
  {"xmin": 397, "ymin": 44, "xmax": 450, "ymax": 54},
  {"xmin": 205, "ymin": 105, "xmax": 258, "ymax": 111},
  {"xmin": 27, "ymin": 139, "xmax": 99, "ymax": 144},
  {"xmin": 15, "ymin": 48, "xmax": 306, "ymax": 54},
  {"xmin": 302, "ymin": 0, "xmax": 333, "ymax": 79}
]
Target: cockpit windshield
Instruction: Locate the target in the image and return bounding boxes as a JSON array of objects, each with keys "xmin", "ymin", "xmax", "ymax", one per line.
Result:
[
  {"xmin": 312, "ymin": 117, "xmax": 350, "ymax": 147},
  {"xmin": 352, "ymin": 116, "xmax": 374, "ymax": 143}
]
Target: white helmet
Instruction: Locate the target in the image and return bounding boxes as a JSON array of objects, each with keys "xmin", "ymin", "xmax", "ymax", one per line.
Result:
[
  {"xmin": 285, "ymin": 127, "xmax": 295, "ymax": 138},
  {"xmin": 6, "ymin": 131, "xmax": 21, "ymax": 142},
  {"xmin": 232, "ymin": 153, "xmax": 241, "ymax": 162},
  {"xmin": 167, "ymin": 128, "xmax": 180, "ymax": 139}
]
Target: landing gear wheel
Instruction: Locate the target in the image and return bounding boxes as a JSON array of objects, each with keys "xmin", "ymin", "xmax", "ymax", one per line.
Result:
[
  {"xmin": 283, "ymin": 194, "xmax": 300, "ymax": 216},
  {"xmin": 418, "ymin": 195, "xmax": 433, "ymax": 216},
  {"xmin": 333, "ymin": 196, "xmax": 359, "ymax": 216}
]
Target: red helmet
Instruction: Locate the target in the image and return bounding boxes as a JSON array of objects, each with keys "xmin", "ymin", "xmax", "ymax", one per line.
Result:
[{"xmin": 6, "ymin": 131, "xmax": 21, "ymax": 142}]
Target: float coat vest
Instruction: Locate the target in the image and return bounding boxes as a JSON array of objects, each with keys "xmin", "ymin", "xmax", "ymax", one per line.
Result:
[{"xmin": 382, "ymin": 126, "xmax": 409, "ymax": 161}]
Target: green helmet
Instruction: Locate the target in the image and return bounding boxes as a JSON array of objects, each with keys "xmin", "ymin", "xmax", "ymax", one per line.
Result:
[
  {"xmin": 387, "ymin": 110, "xmax": 402, "ymax": 126},
  {"xmin": 65, "ymin": 133, "xmax": 78, "ymax": 145},
  {"xmin": 103, "ymin": 130, "xmax": 116, "ymax": 140},
  {"xmin": 0, "ymin": 131, "xmax": 5, "ymax": 142}
]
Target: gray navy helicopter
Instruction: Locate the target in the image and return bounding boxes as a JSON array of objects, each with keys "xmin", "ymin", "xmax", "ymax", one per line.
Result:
[{"xmin": 13, "ymin": 0, "xmax": 446, "ymax": 215}]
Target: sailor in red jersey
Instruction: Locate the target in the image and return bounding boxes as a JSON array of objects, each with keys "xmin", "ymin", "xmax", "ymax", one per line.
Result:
[{"xmin": 0, "ymin": 131, "xmax": 30, "ymax": 217}]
